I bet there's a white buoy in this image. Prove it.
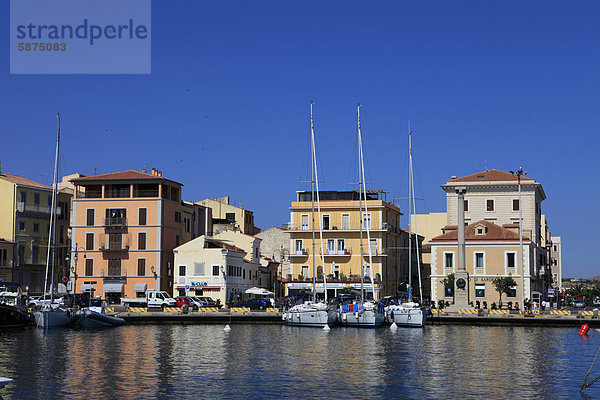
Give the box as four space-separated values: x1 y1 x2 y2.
224 324 231 332
323 324 330 331
390 322 398 330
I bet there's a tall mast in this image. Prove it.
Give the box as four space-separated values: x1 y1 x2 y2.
408 124 413 301
357 106 364 301
45 114 60 301
409 127 423 303
358 106 374 302
310 102 317 302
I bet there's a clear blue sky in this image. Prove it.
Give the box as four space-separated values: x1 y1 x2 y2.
1 1 598 278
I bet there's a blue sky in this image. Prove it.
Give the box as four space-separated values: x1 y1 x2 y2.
1 1 598 278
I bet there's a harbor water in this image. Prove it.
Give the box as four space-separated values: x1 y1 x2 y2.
0 324 599 399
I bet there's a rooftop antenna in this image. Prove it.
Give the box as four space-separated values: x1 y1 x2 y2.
485 160 488 171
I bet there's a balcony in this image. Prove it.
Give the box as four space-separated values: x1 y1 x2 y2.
100 241 130 253
322 248 352 256
291 249 309 257
104 217 127 227
102 268 127 278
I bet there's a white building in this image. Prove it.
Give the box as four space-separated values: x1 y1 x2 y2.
550 236 562 289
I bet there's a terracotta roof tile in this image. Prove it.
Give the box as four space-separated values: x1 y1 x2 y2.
431 220 523 242
0 173 51 190
71 170 182 185
448 169 534 183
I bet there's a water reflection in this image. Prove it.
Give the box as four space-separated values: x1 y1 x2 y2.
0 325 598 399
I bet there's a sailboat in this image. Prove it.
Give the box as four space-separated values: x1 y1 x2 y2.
283 102 337 328
34 114 74 329
338 105 384 328
384 127 427 327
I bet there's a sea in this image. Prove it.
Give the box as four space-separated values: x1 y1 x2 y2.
0 324 599 399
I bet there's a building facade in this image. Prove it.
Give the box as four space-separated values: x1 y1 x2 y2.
70 169 189 302
197 196 260 235
550 236 562 289
0 172 70 294
286 190 420 300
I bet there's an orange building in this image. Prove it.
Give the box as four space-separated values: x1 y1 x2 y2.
70 169 188 303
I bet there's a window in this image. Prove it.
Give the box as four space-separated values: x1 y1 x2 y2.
32 245 39 264
176 235 180 246
86 233 94 250
301 265 309 278
322 215 330 230
137 259 146 276
512 199 519 211
108 259 122 276
139 208 147 225
108 233 122 250
506 252 516 269
106 208 126 226
18 222 25 231
337 239 346 254
507 286 517 298
476 227 485 235
464 199 469 212
194 262 205 275
175 211 181 223
179 265 186 276
0 249 6 266
327 239 335 254
225 213 235 222
85 259 94 276
86 209 95 226
301 214 309 230
553 245 557 251
213 265 220 276
18 245 25 264
34 193 40 210
475 283 485 298
369 239 377 255
138 233 146 250
341 214 350 230
486 199 494 212
362 213 371 230
295 240 303 255
475 252 485 269
33 223 39 233
243 269 246 279
331 263 340 278
20 191 26 204
47 194 51 206
444 253 454 269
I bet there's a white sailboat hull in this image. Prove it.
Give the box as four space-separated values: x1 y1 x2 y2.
283 303 337 327
386 305 427 327
34 307 73 329
339 307 385 328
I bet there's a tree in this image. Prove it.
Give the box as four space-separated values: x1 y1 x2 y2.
492 276 517 305
442 273 455 300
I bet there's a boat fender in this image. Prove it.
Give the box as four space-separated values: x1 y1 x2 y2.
579 324 590 336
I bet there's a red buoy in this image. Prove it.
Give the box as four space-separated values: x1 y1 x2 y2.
579 324 590 336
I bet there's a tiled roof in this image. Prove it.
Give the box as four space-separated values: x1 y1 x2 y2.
448 169 534 183
0 173 51 190
71 170 182 185
243 258 261 265
430 220 522 242
0 239 16 244
207 238 246 253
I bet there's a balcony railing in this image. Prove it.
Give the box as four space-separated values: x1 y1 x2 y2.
323 248 351 256
104 217 127 227
100 242 130 252
292 248 309 256
102 268 127 277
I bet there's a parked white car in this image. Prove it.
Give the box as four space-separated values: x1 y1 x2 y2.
28 294 64 308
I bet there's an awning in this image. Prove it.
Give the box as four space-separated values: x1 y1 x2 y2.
134 283 147 293
80 284 95 292
103 283 124 293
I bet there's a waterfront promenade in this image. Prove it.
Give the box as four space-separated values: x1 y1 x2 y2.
102 306 600 327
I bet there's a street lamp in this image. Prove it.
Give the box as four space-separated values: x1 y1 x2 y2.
68 244 86 294
151 265 158 291
273 246 290 300
510 167 528 309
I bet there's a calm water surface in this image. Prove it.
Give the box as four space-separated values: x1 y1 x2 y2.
0 324 599 399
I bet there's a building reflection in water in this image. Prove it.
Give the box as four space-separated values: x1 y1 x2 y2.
0 325 597 399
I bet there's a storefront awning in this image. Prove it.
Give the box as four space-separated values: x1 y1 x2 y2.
134 283 147 293
103 283 124 293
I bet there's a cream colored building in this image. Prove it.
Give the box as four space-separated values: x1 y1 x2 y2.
430 220 533 306
173 236 261 304
286 190 422 300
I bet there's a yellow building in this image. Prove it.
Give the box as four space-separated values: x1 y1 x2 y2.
0 239 15 282
197 196 260 235
0 172 71 293
286 190 422 300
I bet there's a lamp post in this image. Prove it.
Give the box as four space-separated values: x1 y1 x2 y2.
151 266 158 291
511 167 528 309
273 246 290 300
68 244 86 294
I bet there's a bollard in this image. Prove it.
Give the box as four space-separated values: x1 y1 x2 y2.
579 324 590 336
594 309 599 319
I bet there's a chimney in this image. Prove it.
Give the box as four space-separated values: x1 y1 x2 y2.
158 170 162 177
151 168 156 175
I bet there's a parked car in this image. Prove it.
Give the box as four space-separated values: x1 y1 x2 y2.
241 298 271 310
175 296 202 310
194 296 217 307
573 298 586 308
28 294 65 309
